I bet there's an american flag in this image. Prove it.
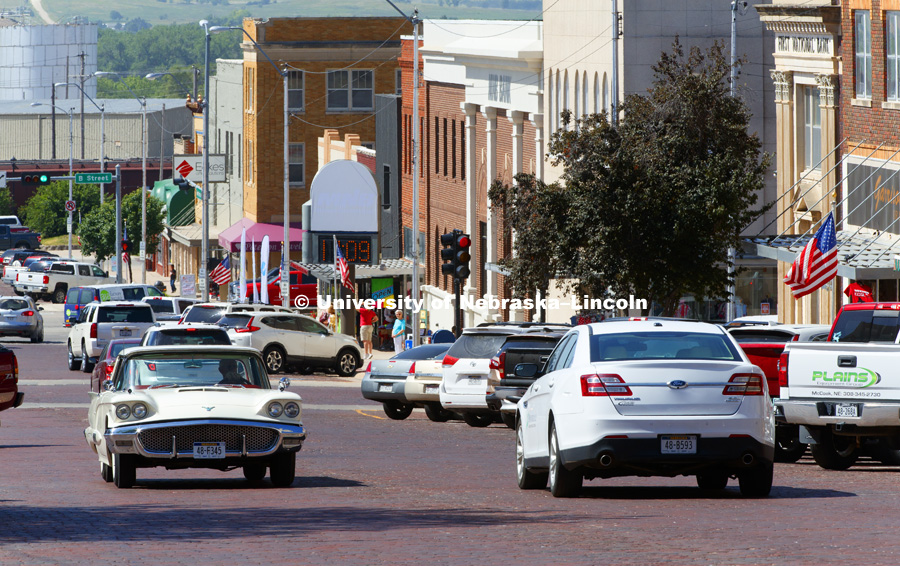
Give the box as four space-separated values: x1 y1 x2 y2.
122 251 130 265
784 212 838 299
210 256 232 285
334 237 353 291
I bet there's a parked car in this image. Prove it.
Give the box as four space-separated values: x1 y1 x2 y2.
403 348 457 422
485 331 567 429
227 267 318 307
2 248 53 267
2 254 62 286
515 319 775 498
0 345 23 424
440 323 570 428
90 339 141 393
0 224 41 251
82 345 306 488
16 261 111 303
728 323 831 463
360 344 452 420
223 311 362 376
140 324 232 346
64 284 165 326
141 296 200 322
0 295 44 342
67 301 157 373
179 302 294 325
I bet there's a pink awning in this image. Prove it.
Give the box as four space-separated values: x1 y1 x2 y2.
217 217 305 253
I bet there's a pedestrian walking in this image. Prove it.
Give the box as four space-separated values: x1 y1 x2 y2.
358 306 378 360
169 264 177 293
392 310 406 353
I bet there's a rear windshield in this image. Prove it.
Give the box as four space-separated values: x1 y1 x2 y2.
28 262 53 272
97 306 154 323
446 334 508 360
589 331 742 362
218 314 252 328
145 299 174 313
0 298 29 310
146 329 231 346
831 310 900 343
728 330 794 344
183 306 227 324
109 341 139 358
391 344 451 360
500 337 562 352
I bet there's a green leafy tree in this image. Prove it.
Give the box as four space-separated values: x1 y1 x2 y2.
21 182 102 238
491 39 771 316
78 191 166 262
0 188 15 216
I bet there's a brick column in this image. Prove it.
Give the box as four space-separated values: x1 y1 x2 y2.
816 73 839 323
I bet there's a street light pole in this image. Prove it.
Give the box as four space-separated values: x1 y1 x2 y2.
54 81 106 206
31 101 74 258
201 20 211 302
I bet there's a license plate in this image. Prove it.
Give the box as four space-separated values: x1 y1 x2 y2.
468 377 482 386
836 404 858 418
661 435 697 454
379 384 393 393
119 329 132 337
193 442 225 459
424 384 439 394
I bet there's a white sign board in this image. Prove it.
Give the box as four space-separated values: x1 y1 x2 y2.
66 216 72 234
180 274 196 298
0 171 6 188
309 160 378 233
173 154 227 183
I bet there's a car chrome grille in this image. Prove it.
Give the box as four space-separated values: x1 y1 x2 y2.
138 424 279 454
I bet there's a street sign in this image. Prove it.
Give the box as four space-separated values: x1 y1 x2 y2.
65 200 76 212
66 216 72 234
139 241 146 261
74 172 113 184
0 171 6 189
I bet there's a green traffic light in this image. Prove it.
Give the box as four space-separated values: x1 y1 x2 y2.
39 174 49 183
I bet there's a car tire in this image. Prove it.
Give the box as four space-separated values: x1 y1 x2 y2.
30 328 42 343
52 287 66 304
269 452 296 488
81 342 93 373
100 460 113 483
243 463 267 481
424 402 453 423
463 412 493 428
811 429 858 470
113 453 136 489
501 413 517 430
382 400 414 420
67 341 81 371
516 419 548 490
263 345 286 374
335 349 360 377
774 425 807 463
696 472 729 490
548 422 582 498
738 462 774 498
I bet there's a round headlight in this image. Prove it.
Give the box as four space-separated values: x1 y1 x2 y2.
115 404 131 420
267 402 283 417
132 403 148 419
284 402 300 418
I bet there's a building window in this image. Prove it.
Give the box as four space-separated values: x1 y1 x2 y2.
889 12 900 101
443 117 448 176
327 70 374 111
554 70 560 133
603 73 609 113
451 119 457 178
396 68 402 96
855 10 872 99
488 74 511 103
563 71 569 128
237 133 241 178
382 165 391 208
460 121 466 180
434 117 440 174
479 221 487 295
803 86 821 171
287 70 304 110
247 68 254 109
574 72 580 124
594 72 599 114
247 139 253 183
582 71 588 118
289 143 304 185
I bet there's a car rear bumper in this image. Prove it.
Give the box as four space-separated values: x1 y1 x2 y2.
486 386 526 412
404 378 441 402
0 322 37 335
13 392 23 408
360 378 408 401
18 284 48 294
776 399 900 428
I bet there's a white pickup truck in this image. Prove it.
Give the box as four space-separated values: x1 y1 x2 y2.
776 302 900 470
16 261 111 303
67 301 156 373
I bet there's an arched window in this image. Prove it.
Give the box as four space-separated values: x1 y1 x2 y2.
563 71 569 129
582 71 588 117
547 68 554 134
574 72 579 127
554 70 560 133
594 72 600 113
602 73 609 114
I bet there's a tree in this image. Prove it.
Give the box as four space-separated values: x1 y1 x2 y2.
20 182 102 238
78 191 166 262
0 188 15 217
110 10 123 20
491 39 771 316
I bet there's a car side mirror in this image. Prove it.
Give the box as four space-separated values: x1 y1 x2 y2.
278 377 291 392
38 306 43 311
103 379 115 392
514 363 539 378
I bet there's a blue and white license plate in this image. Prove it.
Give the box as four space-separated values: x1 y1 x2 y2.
193 442 225 459
119 329 132 337
661 435 696 454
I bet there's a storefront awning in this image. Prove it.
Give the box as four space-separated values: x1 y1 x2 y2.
744 231 900 280
292 257 420 282
217 217 304 253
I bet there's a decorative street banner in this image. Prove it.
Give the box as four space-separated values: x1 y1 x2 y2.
847 161 900 234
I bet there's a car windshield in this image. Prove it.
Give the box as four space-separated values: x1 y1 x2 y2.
109 341 140 358
446 334 508 359
97 306 154 323
145 299 174 313
391 344 451 360
116 353 268 389
0 298 29 310
589 331 742 362
184 306 227 324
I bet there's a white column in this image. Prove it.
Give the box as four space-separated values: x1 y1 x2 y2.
483 106 498 308
530 112 544 182
508 111 526 322
461 102 479 311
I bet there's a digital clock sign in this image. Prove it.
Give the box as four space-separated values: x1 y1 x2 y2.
315 233 377 265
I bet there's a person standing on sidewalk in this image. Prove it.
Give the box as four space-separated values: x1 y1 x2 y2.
169 264 177 293
358 306 378 360
391 310 406 353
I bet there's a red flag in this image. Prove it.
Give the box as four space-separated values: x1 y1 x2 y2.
843 282 874 303
784 212 838 299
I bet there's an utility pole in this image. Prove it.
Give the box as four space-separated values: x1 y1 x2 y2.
79 51 86 159
611 0 619 125
726 0 742 323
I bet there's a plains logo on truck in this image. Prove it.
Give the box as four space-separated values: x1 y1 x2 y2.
811 367 881 388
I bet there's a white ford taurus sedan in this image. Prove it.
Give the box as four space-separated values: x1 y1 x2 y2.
515 319 775 498
83 345 306 488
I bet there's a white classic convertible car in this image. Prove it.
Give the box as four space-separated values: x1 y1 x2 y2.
83 345 306 488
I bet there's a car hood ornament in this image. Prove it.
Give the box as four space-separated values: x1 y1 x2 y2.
202 406 215 411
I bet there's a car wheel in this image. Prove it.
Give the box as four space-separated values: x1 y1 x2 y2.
263 346 286 374
811 429 859 470
423 402 453 423
100 460 113 483
81 342 93 373
52 287 66 304
501 413 517 430
696 472 728 490
269 452 296 487
335 349 359 376
243 463 267 481
382 400 414 420
30 328 41 343
463 412 493 428
516 419 548 490
548 422 582 497
113 453 136 489
738 462 774 498
774 427 808 463
67 341 81 371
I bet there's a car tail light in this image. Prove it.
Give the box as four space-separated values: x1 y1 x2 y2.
791 335 799 342
442 354 459 368
628 317 648 321
581 374 632 397
185 327 196 332
13 356 18 383
43 275 49 284
37 235 41 243
408 362 416 374
105 364 114 378
90 323 97 339
489 352 506 380
723 373 764 396
234 317 260 333
22 310 34 317
364 362 372 374
777 352 789 388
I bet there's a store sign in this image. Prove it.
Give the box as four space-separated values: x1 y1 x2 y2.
847 161 900 234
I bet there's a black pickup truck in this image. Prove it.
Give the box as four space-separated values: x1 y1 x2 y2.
486 331 567 428
0 225 41 250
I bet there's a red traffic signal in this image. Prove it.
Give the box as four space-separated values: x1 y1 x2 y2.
121 240 130 253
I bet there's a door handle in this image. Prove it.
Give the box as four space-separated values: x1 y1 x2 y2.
533 385 540 393
548 379 555 388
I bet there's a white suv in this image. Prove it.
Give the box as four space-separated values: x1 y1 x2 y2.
67 302 157 373
223 311 362 376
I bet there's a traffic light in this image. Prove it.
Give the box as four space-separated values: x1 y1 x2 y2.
440 230 472 280
173 176 190 191
21 173 51 186
440 232 457 277
121 239 130 253
455 233 471 280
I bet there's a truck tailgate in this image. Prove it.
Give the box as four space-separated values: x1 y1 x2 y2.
783 342 900 402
